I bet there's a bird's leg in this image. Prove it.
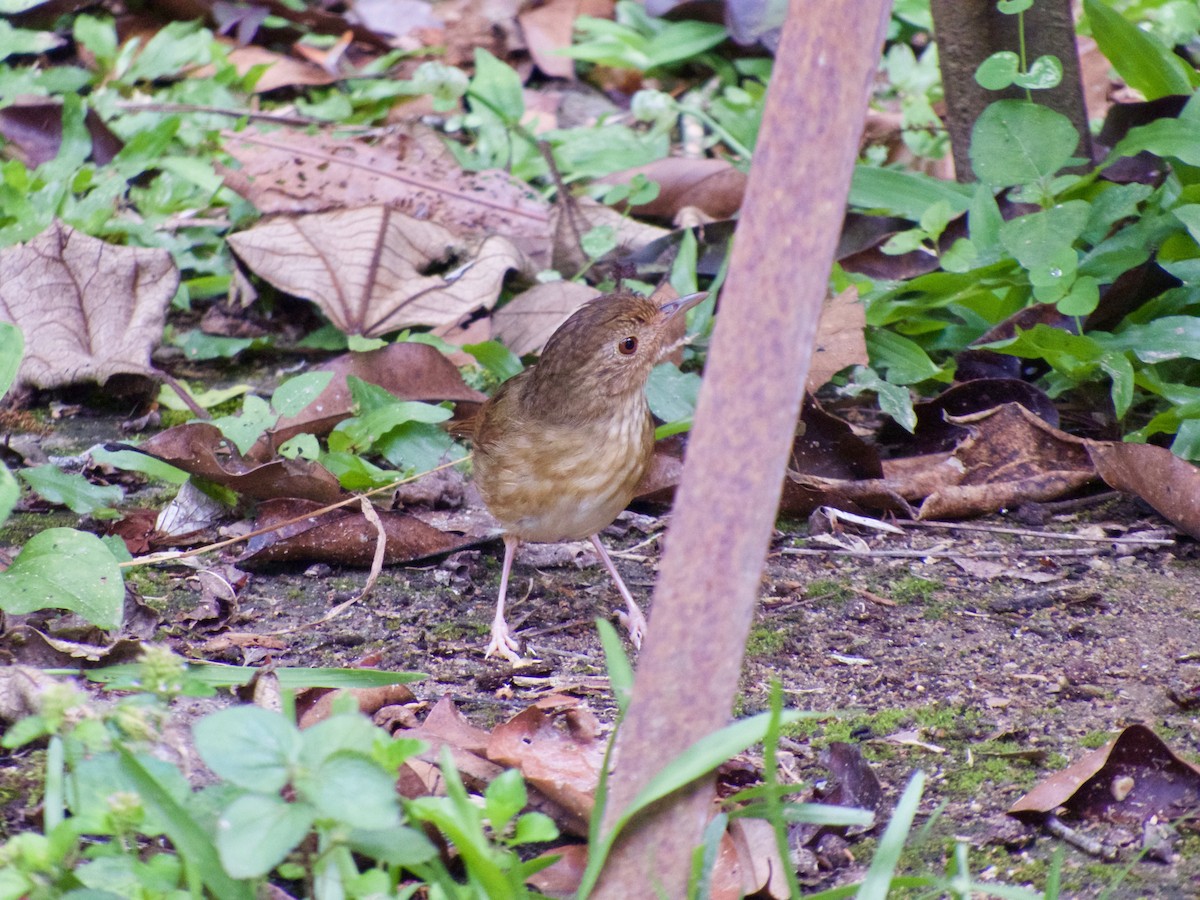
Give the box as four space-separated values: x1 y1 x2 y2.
590 534 647 649
485 535 523 662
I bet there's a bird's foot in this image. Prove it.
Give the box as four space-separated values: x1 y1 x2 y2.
616 605 648 650
485 620 523 663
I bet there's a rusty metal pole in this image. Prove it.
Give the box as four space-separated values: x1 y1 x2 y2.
592 1 894 895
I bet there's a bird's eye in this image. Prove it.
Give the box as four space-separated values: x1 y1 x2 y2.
617 336 638 355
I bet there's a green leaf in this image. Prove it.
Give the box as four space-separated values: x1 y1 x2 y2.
216 793 315 879
975 51 1018 90
597 619 634 716
0 528 123 629
998 201 1090 269
156 380 250 413
0 20 63 60
19 464 123 515
464 340 523 381
345 826 438 866
89 447 189 484
1055 275 1100 316
271 371 334 417
865 330 942 385
113 747 254 900
1013 54 1063 90
299 714 385 769
193 706 301 792
299 752 401 830
969 100 1079 188
997 0 1032 12
212 394 276 455
643 19 727 68
849 166 973 219
646 363 701 422
918 200 953 240
1111 118 1200 167
376 422 466 472
485 769 527 833
125 20 213 83
1102 316 1200 363
0 321 23 398
469 48 524 123
0 463 17 526
513 811 559 844
1084 0 1196 100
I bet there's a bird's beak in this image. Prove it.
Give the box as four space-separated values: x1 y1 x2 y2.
658 291 709 319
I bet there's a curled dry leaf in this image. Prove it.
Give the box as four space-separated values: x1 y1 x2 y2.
127 424 346 504
1009 724 1200 825
491 281 602 356
1086 441 1200 539
238 497 478 567
221 127 555 266
917 403 1096 520
0 222 177 390
228 206 527 336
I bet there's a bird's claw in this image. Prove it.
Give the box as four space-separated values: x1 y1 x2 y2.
616 606 648 650
485 621 523 663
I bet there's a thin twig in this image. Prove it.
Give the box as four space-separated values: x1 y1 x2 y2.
779 546 1126 560
900 519 1174 546
120 455 470 568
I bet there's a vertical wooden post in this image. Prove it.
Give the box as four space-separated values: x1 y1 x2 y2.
592 0 894 895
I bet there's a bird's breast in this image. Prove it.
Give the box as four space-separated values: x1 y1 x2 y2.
475 398 654 543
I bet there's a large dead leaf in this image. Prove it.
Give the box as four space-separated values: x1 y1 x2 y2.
0 222 177 390
491 282 602 355
1087 441 1200 539
227 206 526 336
238 497 478 566
1009 724 1200 825
221 127 555 266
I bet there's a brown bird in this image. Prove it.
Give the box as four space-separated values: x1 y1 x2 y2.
472 288 707 661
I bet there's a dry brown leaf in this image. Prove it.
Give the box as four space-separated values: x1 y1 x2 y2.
1086 441 1200 539
238 497 478 567
599 157 748 221
132 423 346 504
1009 724 1200 825
228 206 526 336
0 222 177 390
222 45 339 92
519 0 579 79
808 286 867 390
486 696 605 835
221 127 555 266
491 281 601 355
918 404 1096 520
